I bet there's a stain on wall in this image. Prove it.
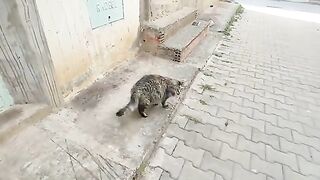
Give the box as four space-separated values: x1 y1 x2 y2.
0 0 62 107
35 0 140 98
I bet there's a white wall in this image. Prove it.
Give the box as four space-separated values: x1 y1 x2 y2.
35 0 140 98
149 0 217 21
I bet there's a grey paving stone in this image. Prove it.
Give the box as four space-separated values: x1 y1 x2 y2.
245 87 265 97
142 167 163 180
252 128 280 150
289 113 314 127
251 154 283 180
222 93 243 105
310 147 320 164
233 164 267 180
178 161 215 180
240 115 265 132
266 122 292 141
297 156 320 177
283 165 318 180
253 109 278 126
230 102 254 118
292 131 320 151
183 98 218 116
217 108 241 122
254 95 275 107
266 145 298 171
185 119 212 138
234 90 254 101
215 174 224 180
166 124 197 148
275 101 295 112
201 152 233 180
178 105 226 129
150 148 184 179
210 126 238 148
265 91 286 103
173 141 205 167
280 137 312 161
242 98 264 112
237 135 266 160
160 171 174 180
277 117 304 134
193 133 222 157
200 94 232 110
303 125 320 139
225 122 252 140
172 116 188 128
265 105 289 119
159 136 179 155
220 143 251 169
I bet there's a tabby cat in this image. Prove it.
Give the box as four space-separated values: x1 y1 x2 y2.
116 74 184 118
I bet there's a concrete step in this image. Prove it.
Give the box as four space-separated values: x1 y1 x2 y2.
142 7 197 52
157 20 210 62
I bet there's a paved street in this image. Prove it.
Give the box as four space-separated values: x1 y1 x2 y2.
142 3 320 180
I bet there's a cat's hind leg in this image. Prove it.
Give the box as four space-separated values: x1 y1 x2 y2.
138 97 150 118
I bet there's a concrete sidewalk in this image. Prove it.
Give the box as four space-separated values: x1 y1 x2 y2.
142 4 320 180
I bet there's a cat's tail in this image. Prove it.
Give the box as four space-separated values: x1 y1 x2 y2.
116 94 138 117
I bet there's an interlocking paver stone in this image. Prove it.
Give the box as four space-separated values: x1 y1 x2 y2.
150 148 184 179
253 109 278 126
193 133 222 157
279 137 312 161
283 165 318 180
220 143 251 169
251 154 283 180
266 145 298 171
225 122 252 139
310 147 320 164
201 152 233 180
242 98 264 112
185 119 212 138
178 161 215 180
233 164 267 180
173 141 205 167
298 156 320 178
237 135 266 160
172 116 188 128
266 122 292 141
159 136 179 155
240 115 265 132
277 117 304 134
211 125 238 147
252 128 280 150
292 131 320 151
160 171 174 180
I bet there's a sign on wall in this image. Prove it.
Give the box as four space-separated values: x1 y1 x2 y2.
86 0 124 29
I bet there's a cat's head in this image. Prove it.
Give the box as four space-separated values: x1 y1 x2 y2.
167 80 184 96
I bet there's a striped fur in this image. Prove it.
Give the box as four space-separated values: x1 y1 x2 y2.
116 74 183 118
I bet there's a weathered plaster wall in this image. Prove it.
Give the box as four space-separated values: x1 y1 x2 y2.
149 0 218 21
35 0 140 98
0 0 61 107
0 75 13 112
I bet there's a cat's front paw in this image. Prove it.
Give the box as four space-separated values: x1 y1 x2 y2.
116 110 124 117
141 112 148 118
